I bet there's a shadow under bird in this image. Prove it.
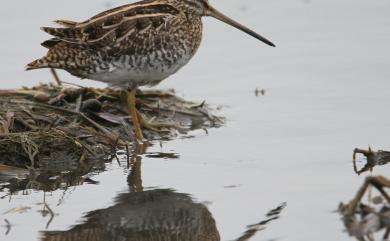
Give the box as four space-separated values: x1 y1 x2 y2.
26 0 275 140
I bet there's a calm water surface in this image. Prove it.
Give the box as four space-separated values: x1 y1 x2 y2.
1 0 390 240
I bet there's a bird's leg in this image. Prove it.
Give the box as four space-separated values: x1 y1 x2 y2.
126 88 144 141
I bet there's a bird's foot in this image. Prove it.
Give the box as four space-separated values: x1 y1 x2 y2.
137 111 177 132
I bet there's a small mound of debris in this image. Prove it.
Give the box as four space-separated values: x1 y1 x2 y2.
339 176 390 240
0 84 222 180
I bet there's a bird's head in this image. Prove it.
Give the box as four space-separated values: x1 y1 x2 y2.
180 0 275 47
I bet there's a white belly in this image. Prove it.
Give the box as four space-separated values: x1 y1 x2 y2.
88 50 193 88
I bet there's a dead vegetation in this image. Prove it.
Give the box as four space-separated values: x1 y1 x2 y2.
353 147 390 175
0 84 222 192
339 176 390 241
338 148 390 241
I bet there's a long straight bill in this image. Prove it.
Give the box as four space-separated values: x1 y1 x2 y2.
206 5 275 47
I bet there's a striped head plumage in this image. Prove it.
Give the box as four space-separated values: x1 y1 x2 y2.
26 0 275 88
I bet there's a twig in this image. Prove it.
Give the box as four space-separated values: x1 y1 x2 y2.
14 117 38 131
11 100 125 145
54 128 97 157
50 68 62 86
4 219 11 235
61 81 84 88
44 202 55 229
75 94 83 113
79 113 125 145
109 136 121 166
125 144 131 168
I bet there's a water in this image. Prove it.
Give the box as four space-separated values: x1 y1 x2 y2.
1 0 390 240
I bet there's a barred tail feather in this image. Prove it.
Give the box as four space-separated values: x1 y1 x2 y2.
25 57 62 71
41 27 82 43
25 58 49 70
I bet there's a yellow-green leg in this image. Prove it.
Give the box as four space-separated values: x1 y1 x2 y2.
127 88 144 141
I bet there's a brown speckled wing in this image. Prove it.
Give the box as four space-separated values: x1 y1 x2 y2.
40 2 181 47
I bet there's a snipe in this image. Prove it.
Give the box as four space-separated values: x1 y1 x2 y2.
26 0 275 140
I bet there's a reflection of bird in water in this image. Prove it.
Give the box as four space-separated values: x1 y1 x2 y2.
26 0 275 140
40 146 285 241
41 189 220 241
40 187 285 241
41 144 220 241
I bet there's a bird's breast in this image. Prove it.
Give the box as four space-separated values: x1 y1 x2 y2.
87 45 194 88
